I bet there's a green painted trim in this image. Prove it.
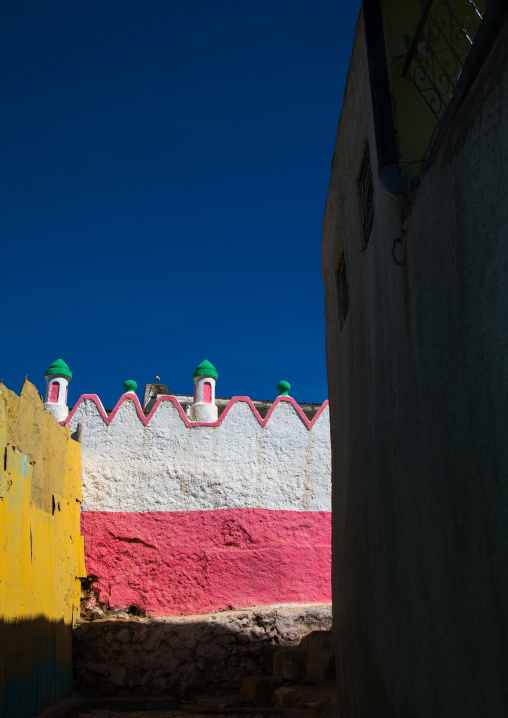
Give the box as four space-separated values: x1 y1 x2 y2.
277 380 290 396
123 380 138 393
193 359 218 380
44 359 72 379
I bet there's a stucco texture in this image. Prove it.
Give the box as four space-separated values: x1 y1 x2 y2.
0 380 85 718
81 509 331 615
322 11 508 718
68 395 331 513
67 393 331 615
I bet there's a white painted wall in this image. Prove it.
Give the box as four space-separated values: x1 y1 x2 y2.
44 375 69 421
190 375 218 422
67 396 331 512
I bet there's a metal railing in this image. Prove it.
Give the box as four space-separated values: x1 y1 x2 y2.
402 0 489 158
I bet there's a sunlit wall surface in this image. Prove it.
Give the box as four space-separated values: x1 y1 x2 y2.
0 380 85 718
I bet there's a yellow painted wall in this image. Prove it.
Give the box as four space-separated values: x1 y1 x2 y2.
0 379 85 718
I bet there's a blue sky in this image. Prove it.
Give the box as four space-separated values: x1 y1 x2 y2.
1 1 359 408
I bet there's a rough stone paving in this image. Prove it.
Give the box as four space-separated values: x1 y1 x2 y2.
76 713 266 717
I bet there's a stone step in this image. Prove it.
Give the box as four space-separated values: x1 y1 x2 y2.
305 648 335 683
299 631 333 652
74 709 315 718
178 701 313 718
274 683 336 711
188 694 251 711
272 647 334 685
273 649 311 682
239 676 283 706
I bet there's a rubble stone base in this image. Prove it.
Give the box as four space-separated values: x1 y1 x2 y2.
73 604 332 700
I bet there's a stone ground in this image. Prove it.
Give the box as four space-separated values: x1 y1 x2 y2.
38 606 334 718
76 713 266 718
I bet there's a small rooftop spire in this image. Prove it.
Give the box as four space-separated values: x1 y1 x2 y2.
44 358 72 380
277 380 290 396
192 360 218 381
123 380 138 394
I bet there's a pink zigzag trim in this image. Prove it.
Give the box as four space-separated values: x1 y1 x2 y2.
61 393 329 429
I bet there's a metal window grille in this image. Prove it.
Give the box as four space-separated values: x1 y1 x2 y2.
402 0 489 160
336 254 349 332
360 153 374 244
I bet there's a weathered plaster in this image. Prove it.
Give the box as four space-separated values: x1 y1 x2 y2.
65 391 331 615
81 509 331 615
322 11 508 718
44 375 70 421
0 380 85 718
190 374 218 422
66 394 331 513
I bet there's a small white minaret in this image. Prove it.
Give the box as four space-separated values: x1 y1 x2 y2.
44 358 72 421
189 359 218 422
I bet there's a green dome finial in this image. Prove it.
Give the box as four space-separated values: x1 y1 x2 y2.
193 359 218 380
44 358 72 380
277 380 290 396
123 380 138 394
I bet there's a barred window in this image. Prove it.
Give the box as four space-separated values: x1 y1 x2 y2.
359 150 374 244
336 253 349 332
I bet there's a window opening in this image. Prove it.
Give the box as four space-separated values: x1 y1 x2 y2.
336 254 349 332
48 382 60 403
203 382 212 404
359 150 374 244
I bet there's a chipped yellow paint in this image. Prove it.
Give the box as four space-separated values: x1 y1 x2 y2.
0 379 85 717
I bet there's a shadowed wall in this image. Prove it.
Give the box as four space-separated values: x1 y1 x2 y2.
322 10 508 718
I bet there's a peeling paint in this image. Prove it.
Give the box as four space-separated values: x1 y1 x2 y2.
0 380 85 718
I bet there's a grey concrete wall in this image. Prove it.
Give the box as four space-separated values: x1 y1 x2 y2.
322 12 508 718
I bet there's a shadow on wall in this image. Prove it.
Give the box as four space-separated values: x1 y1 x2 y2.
73 605 332 700
0 617 73 718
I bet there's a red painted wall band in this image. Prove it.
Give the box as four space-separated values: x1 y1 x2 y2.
81 509 331 616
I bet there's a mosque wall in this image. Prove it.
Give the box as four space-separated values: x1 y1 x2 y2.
65 389 332 616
